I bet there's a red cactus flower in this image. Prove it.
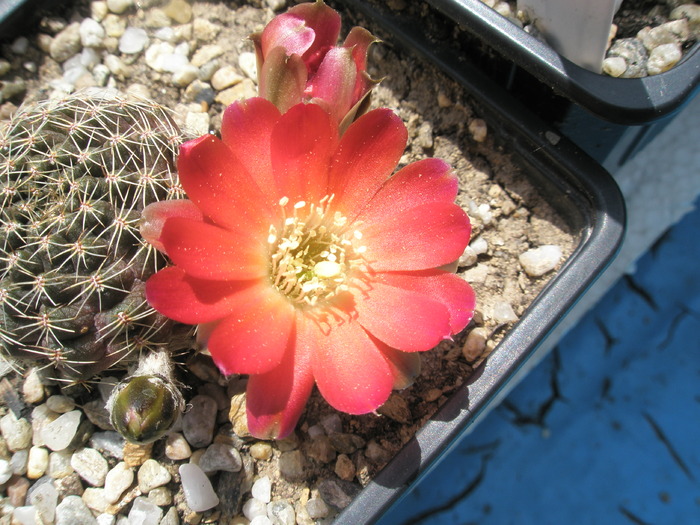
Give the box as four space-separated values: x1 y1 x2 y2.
251 0 378 130
141 98 475 439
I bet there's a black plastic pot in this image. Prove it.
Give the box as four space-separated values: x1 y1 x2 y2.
333 0 625 522
419 0 700 171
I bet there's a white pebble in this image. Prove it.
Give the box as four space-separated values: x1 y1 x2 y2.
243 497 268 520
191 44 224 67
179 463 220 512
468 118 488 142
492 301 518 323
251 476 272 503
55 494 97 524
211 65 243 90
80 18 106 48
119 27 149 54
29 481 58 524
154 27 177 43
104 462 134 504
45 395 75 414
1 412 32 451
602 56 627 77
48 451 74 478
462 327 489 362
172 64 200 87
127 497 163 525
71 447 109 487
107 0 133 15
42 410 81 451
103 54 130 77
470 236 488 255
10 449 28 475
251 516 273 525
519 245 562 277
27 446 49 479
0 459 12 484
22 368 45 403
458 245 477 267
97 514 116 525
238 51 258 80
137 459 172 493
13 506 37 525
144 41 176 72
647 43 682 75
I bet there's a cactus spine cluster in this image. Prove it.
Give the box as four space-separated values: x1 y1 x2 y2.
0 90 189 391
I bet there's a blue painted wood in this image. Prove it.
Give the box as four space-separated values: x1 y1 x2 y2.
381 198 700 525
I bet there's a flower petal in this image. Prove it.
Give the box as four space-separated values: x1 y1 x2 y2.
177 134 275 235
260 12 316 58
271 103 337 204
375 270 476 334
312 318 393 414
160 217 267 280
352 280 451 351
140 200 204 253
343 26 378 102
145 266 258 324
383 347 422 390
258 49 308 115
246 315 315 440
307 47 356 124
361 202 471 271
328 108 407 219
221 98 281 195
355 158 458 226
207 287 295 375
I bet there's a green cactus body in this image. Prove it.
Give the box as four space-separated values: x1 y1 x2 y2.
0 90 189 390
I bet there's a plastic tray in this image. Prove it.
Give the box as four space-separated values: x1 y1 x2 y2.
424 0 700 126
334 0 625 522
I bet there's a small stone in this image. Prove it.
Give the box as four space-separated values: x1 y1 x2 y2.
27 446 49 478
71 447 109 487
10 36 29 54
334 454 355 481
128 497 163 525
0 458 12 483
278 450 306 482
160 506 179 525
146 485 172 506
119 27 149 54
191 44 224 67
470 236 488 255
49 22 82 63
11 448 29 475
165 433 192 461
468 118 487 142
463 326 489 362
249 442 272 461
182 395 218 448
607 38 648 78
198 443 242 473
317 478 361 510
102 14 126 38
55 494 97 525
320 414 342 435
519 244 562 277
97 514 116 525
243 497 267 520
46 395 76 414
265 0 287 10
6 475 30 506
458 245 478 267
13 506 37 525
22 368 45 403
251 515 273 525
144 8 172 29
42 410 82 451
238 52 257 80
328 433 364 455
53 471 85 499
91 1 109 21
647 43 682 76
163 0 193 24
214 78 257 105
172 64 200 87
193 18 221 42
89 431 125 460
1 412 32 451
106 0 133 15
104 462 133 504
48 451 74 478
137 459 172 493
211 65 244 91
377 393 411 424
123 442 153 468
602 56 628 77
306 497 329 519
30 482 59 524
267 500 295 525
637 20 690 51
103 54 131 78
306 435 336 464
437 91 451 108
251 476 272 503
492 301 519 323
82 487 109 513
672 4 700 38
183 79 215 105
179 463 220 512
80 18 106 48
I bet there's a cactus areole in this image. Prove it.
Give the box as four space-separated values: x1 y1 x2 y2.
141 98 475 440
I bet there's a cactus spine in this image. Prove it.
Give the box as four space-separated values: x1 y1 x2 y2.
0 90 190 391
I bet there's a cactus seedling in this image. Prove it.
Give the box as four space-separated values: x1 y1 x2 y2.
0 89 191 392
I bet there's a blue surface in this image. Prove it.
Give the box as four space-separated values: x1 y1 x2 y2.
380 200 700 524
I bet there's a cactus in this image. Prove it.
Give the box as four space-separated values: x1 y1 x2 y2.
0 90 191 392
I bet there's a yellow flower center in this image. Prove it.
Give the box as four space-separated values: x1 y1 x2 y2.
268 195 366 307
